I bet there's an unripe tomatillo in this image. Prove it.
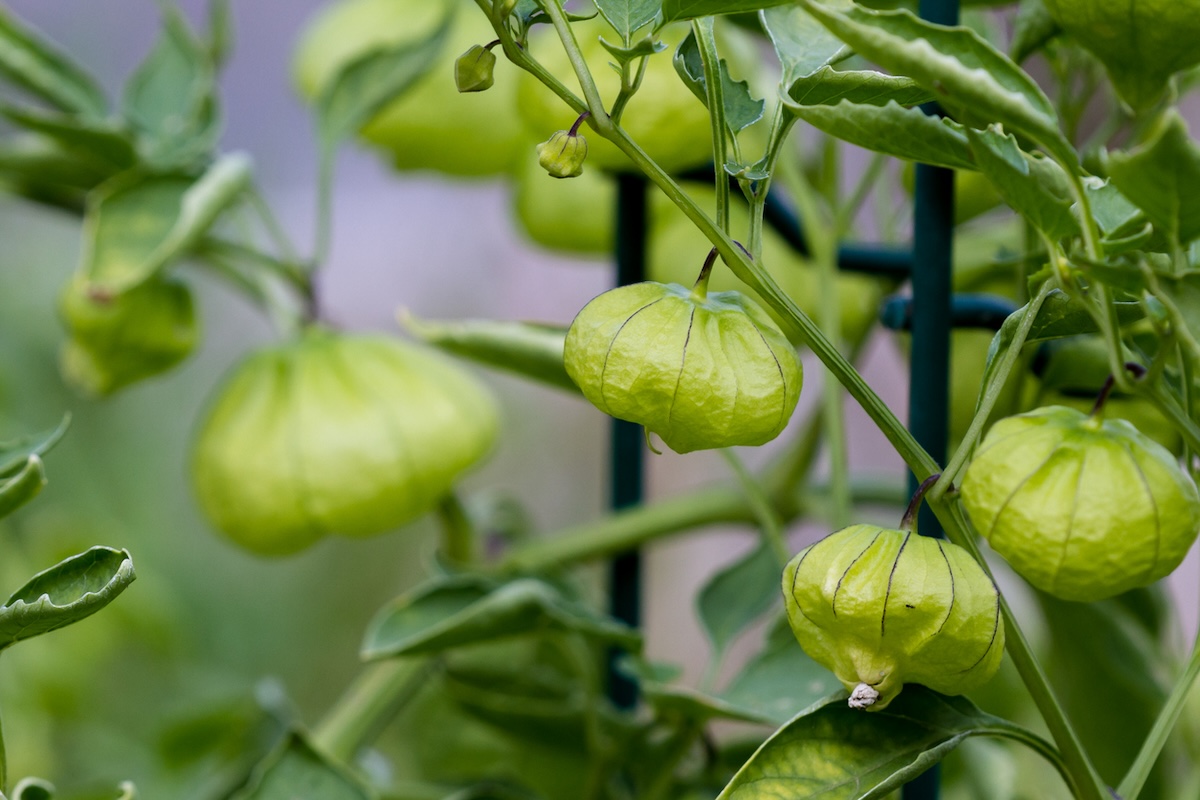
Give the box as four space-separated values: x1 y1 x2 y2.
455 44 496 93
564 266 802 454
784 524 1004 711
191 328 499 556
961 405 1200 602
537 129 587 179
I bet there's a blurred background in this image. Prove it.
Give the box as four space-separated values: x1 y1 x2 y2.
0 1 1197 797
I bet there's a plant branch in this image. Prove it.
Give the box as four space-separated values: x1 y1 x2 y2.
312 658 437 763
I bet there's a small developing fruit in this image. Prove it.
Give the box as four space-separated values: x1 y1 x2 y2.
563 280 802 454
960 406 1200 602
191 328 498 556
59 274 197 396
536 129 587 179
784 525 1004 711
454 44 496 93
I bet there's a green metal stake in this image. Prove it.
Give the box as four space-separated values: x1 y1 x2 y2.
606 172 648 710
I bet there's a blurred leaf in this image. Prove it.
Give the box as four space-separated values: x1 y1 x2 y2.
10 778 55 800
673 30 764 134
661 0 791 24
0 455 46 520
0 103 136 170
1038 587 1170 795
363 576 640 660
966 126 1078 240
0 415 69 476
228 733 374 800
760 3 850 83
595 0 660 38
719 617 842 726
796 1 1072 163
785 66 932 107
785 100 975 170
0 134 111 192
82 153 251 291
0 7 107 117
1108 110 1200 246
1010 0 1059 63
400 313 577 393
0 546 135 651
1085 179 1146 239
123 5 220 167
697 541 779 657
316 13 451 153
208 0 234 68
716 687 1056 799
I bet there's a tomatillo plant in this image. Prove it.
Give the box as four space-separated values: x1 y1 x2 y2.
3 0 1200 799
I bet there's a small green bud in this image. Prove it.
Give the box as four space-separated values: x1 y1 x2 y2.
784 525 1004 711
58 274 197 396
494 0 518 18
564 281 802 453
455 44 496 93
961 406 1200 602
536 130 587 179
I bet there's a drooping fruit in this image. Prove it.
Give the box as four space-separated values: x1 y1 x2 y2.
961 405 1200 602
784 524 1005 711
563 280 802 453
191 328 499 556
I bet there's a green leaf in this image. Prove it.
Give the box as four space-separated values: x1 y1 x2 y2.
716 686 1051 799
785 100 976 170
229 733 374 800
82 154 251 291
1039 588 1170 795
661 0 792 24
0 134 111 192
719 617 844 726
1150 271 1200 357
796 1 1072 163
1108 110 1200 246
0 7 107 117
761 4 850 84
0 546 135 651
697 541 779 657
10 779 54 800
1085 178 1145 239
0 456 46 520
362 576 641 660
316 12 451 153
785 66 933 107
965 126 1078 240
0 103 136 171
978 289 1145 407
0 416 68 476
595 0 661 39
400 314 577 394
673 32 764 134
1009 0 1059 64
123 5 220 167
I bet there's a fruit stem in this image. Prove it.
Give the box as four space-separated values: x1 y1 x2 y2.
692 247 718 301
900 473 941 533
569 110 591 137
1092 362 1149 417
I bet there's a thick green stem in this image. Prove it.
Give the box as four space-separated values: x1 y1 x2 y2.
501 487 754 573
542 0 610 128
311 659 436 764
1118 633 1200 799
